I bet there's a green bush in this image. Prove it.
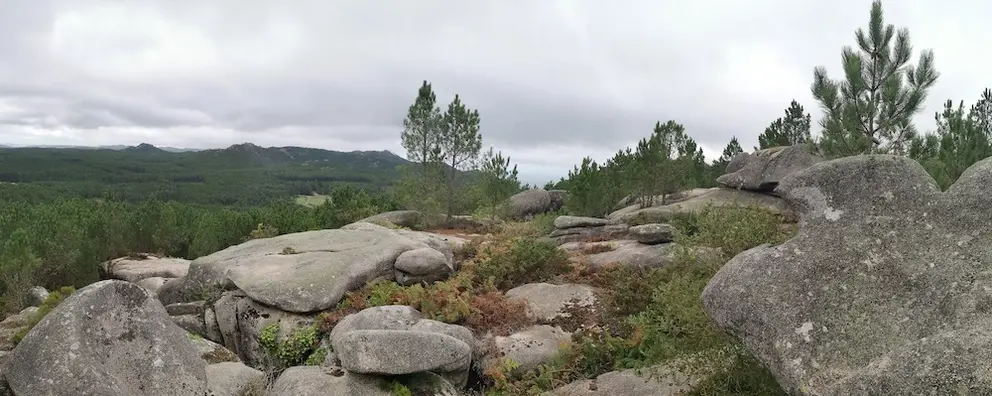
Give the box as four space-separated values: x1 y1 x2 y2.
473 237 571 290
679 204 791 258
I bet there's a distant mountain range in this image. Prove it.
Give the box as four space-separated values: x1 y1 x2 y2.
0 143 200 152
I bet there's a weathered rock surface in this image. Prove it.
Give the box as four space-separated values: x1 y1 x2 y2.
212 290 315 368
702 155 992 395
99 254 191 283
505 283 597 322
164 223 453 313
494 325 571 375
553 216 608 229
716 144 821 193
6 280 207 396
206 362 264 396
628 223 675 244
549 224 629 245
544 363 699 396
609 187 791 224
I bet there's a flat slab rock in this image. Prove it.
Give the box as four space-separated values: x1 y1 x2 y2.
608 187 791 224
553 215 608 229
5 280 207 396
178 222 453 313
493 325 572 375
573 240 715 270
505 283 597 322
702 155 992 395
99 254 191 283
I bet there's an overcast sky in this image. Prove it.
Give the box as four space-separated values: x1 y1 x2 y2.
1 0 990 185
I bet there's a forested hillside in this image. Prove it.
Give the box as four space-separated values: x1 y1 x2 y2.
0 142 408 205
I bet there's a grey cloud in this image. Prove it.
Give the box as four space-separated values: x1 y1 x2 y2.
0 0 988 181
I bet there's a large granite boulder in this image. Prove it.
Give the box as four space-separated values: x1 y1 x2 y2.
158 223 454 312
702 155 992 395
509 189 565 219
5 280 207 395
716 144 821 193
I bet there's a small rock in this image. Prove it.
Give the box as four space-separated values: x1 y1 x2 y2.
206 362 266 396
26 286 48 307
628 223 676 244
494 325 572 376
394 247 453 286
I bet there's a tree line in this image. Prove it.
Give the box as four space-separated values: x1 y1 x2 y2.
551 0 991 217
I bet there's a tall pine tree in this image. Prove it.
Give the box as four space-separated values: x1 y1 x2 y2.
397 81 445 215
439 94 483 221
811 0 939 158
758 100 811 149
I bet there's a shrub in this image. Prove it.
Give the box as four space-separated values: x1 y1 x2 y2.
680 204 791 258
473 238 571 290
11 286 75 345
258 322 321 369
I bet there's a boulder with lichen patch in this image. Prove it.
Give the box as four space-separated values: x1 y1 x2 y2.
702 155 992 395
5 280 207 395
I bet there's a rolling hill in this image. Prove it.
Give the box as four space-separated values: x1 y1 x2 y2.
0 143 415 206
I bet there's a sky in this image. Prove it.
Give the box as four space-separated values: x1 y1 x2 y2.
1 0 990 185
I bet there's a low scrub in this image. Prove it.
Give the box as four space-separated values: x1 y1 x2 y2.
472 237 572 290
481 205 794 395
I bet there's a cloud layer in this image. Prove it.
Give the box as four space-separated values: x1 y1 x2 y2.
1 0 990 184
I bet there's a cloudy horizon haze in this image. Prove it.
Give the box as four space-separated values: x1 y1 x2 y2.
1 0 990 185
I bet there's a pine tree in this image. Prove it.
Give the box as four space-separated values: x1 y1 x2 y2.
810 0 939 158
397 81 445 215
720 137 744 164
758 100 811 149
909 89 992 189
400 81 443 171
477 147 520 222
631 121 692 206
438 94 483 221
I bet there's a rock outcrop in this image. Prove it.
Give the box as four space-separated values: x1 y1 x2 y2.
716 144 822 193
702 155 992 395
609 187 791 224
158 222 456 312
5 280 207 395
549 216 628 244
